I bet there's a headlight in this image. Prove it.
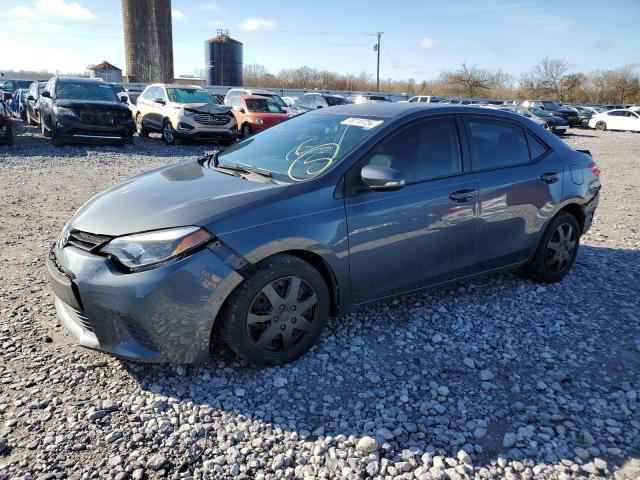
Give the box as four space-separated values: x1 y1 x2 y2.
101 226 213 271
57 221 72 250
54 106 77 117
254 118 264 125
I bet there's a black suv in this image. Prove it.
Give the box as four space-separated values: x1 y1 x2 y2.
522 100 581 127
39 76 134 146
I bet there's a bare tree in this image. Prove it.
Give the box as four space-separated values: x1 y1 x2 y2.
531 56 569 99
447 63 494 97
608 66 640 103
243 63 268 87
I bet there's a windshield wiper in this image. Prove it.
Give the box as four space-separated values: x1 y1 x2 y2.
217 163 276 183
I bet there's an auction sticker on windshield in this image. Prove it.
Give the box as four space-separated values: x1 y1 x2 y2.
340 118 384 130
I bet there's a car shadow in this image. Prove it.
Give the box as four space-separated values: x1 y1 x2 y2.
121 245 639 475
566 131 597 138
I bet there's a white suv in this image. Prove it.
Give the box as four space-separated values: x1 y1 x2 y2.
136 84 238 145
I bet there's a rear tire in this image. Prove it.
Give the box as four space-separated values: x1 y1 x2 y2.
220 255 329 366
595 121 607 131
528 212 580 283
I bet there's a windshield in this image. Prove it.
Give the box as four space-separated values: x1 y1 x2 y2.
167 88 218 104
218 112 384 182
38 82 47 93
541 101 561 110
246 98 284 113
530 108 552 117
325 96 349 106
56 81 119 101
254 93 287 107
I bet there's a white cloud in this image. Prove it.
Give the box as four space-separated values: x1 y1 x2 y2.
200 2 219 10
240 17 277 31
8 0 95 25
417 37 443 50
35 0 95 20
172 9 184 20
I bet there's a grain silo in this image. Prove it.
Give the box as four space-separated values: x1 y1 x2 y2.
122 0 174 83
205 31 243 87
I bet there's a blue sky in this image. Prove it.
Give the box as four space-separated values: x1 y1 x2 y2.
2 0 639 81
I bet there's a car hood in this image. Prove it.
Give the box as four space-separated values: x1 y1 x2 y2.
181 103 233 114
54 99 129 111
545 115 569 125
71 160 286 236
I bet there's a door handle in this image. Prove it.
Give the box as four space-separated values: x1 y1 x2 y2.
540 172 560 184
449 188 477 202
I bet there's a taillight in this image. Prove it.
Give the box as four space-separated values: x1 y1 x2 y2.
589 161 601 177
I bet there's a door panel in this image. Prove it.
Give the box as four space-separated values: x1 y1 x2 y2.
346 176 478 303
474 154 563 269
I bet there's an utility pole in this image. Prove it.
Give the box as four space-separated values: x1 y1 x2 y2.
374 32 383 92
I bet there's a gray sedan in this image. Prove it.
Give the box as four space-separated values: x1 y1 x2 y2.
47 103 602 365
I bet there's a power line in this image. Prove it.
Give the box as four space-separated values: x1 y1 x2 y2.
0 29 371 46
383 43 402 82
0 18 373 36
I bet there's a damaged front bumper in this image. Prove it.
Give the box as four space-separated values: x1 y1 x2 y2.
46 240 244 364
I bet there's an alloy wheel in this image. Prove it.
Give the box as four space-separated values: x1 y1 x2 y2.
545 223 577 274
242 124 251 139
595 121 606 131
136 114 143 133
163 123 174 144
246 276 318 353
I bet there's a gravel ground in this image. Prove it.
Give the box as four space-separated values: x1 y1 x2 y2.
0 123 638 480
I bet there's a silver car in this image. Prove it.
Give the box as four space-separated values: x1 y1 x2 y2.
136 84 238 145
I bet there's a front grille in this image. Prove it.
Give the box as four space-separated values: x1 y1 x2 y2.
79 110 116 126
66 230 112 252
193 113 230 125
68 306 94 332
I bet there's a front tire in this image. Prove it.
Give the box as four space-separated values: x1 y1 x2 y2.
52 129 64 147
41 117 51 138
27 110 36 126
595 121 607 131
162 120 176 145
241 123 252 139
528 212 580 283
220 255 330 366
135 113 149 137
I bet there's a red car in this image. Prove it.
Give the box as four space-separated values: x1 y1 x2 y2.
229 95 289 138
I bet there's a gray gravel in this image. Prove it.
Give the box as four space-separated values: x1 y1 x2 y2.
0 123 639 479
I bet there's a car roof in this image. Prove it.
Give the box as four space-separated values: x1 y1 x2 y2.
56 76 107 83
239 95 274 100
314 102 532 119
154 83 204 89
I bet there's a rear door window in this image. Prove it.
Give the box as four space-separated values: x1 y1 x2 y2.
466 118 531 170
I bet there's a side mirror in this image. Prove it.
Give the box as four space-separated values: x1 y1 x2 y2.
154 98 165 105
120 95 129 103
27 95 35 101
361 165 405 191
41 90 51 98
316 105 323 109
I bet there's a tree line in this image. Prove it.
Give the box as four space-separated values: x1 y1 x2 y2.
243 56 640 104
